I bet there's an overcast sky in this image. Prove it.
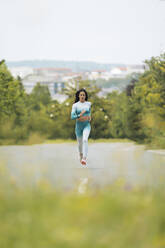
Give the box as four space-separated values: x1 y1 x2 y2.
0 0 165 64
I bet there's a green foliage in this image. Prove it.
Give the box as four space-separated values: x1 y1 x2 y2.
0 60 29 141
28 82 51 111
0 54 165 148
127 53 165 145
0 60 20 116
0 165 165 247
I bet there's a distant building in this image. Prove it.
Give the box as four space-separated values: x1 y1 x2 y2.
22 74 66 99
21 67 79 102
97 87 121 97
127 64 145 74
109 67 128 78
109 65 144 78
9 64 145 103
88 70 108 80
88 65 144 80
8 67 33 78
34 67 72 76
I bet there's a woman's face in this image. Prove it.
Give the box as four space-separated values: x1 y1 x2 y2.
79 91 86 102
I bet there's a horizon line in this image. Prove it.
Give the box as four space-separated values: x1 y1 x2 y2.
5 58 146 66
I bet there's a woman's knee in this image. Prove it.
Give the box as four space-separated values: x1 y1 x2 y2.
83 138 88 143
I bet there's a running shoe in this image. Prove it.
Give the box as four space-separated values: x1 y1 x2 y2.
81 159 86 165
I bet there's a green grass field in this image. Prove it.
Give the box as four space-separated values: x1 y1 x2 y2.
0 137 134 146
44 138 134 144
0 163 165 248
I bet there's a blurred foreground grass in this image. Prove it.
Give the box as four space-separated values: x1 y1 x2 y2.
0 163 165 248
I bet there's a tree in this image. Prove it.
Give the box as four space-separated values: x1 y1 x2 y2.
127 53 165 144
28 82 51 111
0 60 28 123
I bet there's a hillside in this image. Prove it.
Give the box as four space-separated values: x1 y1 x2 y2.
6 60 125 72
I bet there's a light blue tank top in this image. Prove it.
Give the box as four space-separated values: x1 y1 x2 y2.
71 101 91 123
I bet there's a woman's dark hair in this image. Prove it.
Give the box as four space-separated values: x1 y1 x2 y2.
74 88 88 103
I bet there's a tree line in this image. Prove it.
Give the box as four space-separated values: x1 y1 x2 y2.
0 54 165 147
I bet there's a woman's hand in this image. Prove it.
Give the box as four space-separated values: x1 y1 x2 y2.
79 110 86 117
78 116 91 122
78 110 91 122
78 116 88 122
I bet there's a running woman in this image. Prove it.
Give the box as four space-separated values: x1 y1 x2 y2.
71 88 91 166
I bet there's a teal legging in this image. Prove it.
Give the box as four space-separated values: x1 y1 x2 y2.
75 121 91 158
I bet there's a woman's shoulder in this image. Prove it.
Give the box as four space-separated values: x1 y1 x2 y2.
72 101 78 106
86 101 92 105
72 101 91 105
